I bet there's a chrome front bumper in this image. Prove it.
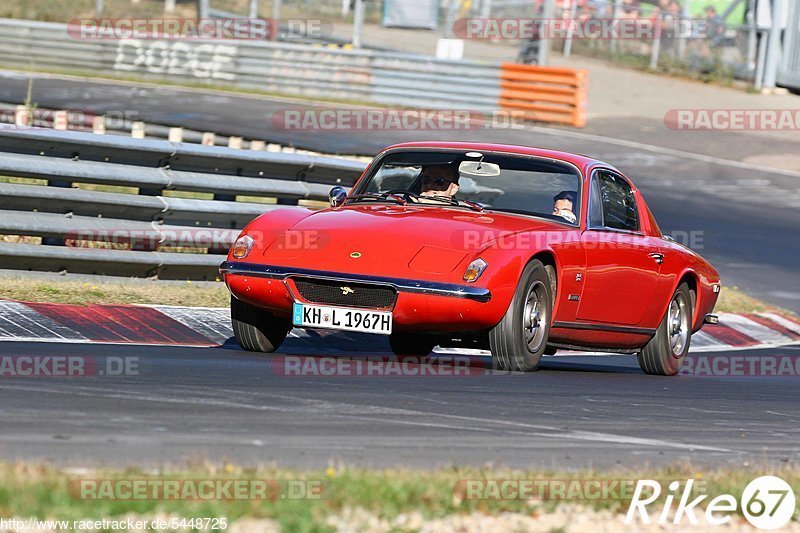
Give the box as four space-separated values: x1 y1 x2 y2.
219 261 492 303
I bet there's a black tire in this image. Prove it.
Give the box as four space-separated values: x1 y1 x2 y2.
230 296 291 353
488 260 552 372
637 283 693 376
389 333 436 356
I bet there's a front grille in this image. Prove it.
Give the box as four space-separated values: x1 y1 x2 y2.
293 277 397 309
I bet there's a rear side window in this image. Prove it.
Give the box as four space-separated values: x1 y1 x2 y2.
590 171 640 231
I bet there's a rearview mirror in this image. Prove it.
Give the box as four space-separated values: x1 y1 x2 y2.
459 161 501 177
329 186 347 207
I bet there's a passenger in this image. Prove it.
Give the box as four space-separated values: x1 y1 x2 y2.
552 190 577 223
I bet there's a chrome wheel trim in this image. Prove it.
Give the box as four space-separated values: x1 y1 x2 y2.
669 295 690 356
522 280 548 353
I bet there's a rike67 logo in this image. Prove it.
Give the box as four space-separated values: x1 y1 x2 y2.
626 476 796 530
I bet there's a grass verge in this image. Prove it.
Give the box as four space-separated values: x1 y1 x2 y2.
0 277 230 308
0 462 797 532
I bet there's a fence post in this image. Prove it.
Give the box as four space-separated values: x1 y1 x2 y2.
537 0 556 66
649 13 663 70
677 0 691 59
480 0 492 18
563 0 578 59
762 0 785 89
610 0 622 54
352 0 365 47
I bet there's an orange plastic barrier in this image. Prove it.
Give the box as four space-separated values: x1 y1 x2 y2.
498 64 588 128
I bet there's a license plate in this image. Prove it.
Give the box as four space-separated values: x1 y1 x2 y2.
292 303 392 335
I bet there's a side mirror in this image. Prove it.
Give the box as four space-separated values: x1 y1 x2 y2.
329 186 347 207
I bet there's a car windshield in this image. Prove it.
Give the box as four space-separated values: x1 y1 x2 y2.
352 149 582 224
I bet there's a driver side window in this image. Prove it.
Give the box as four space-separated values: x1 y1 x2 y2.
590 171 640 232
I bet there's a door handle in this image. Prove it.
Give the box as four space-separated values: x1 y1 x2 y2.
648 252 664 264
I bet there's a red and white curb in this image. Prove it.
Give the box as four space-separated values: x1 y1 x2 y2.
0 300 798 353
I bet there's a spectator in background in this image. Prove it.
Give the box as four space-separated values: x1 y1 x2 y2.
704 5 726 47
621 0 641 19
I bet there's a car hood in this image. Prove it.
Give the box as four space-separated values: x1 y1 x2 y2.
262 205 563 279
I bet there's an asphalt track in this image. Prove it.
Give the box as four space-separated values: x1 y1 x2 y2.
0 338 798 469
1 72 798 312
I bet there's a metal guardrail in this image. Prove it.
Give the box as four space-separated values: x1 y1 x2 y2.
0 18 502 114
0 126 366 279
0 18 592 126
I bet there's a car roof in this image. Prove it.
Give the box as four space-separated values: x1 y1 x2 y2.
381 141 615 174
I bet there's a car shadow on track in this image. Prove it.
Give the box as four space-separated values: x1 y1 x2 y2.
218 329 642 374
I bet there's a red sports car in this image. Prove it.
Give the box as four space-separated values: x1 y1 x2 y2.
220 142 720 375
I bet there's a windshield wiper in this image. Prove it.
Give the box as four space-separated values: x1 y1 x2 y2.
404 192 485 212
347 192 407 205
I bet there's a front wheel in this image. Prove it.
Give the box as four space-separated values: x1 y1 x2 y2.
230 296 291 353
488 260 552 372
637 283 693 376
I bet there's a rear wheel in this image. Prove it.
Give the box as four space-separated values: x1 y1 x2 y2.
389 333 436 356
231 296 291 353
637 283 693 376
488 260 552 372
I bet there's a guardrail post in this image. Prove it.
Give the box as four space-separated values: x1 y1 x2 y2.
201 132 216 146
92 116 106 134
14 105 29 127
250 140 265 151
168 127 183 142
53 110 69 130
228 136 243 149
131 121 146 139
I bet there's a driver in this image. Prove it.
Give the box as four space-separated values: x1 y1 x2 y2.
419 164 460 199
552 190 577 223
